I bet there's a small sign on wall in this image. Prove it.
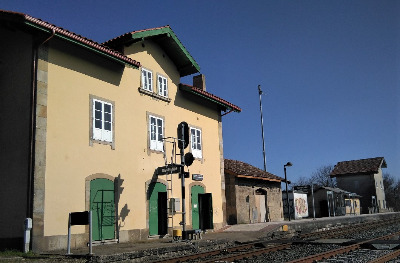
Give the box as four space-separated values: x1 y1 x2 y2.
192 174 203 181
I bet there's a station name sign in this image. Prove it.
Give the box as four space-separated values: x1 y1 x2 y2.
157 164 182 175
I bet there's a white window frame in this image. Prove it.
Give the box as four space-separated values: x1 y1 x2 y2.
157 74 168 97
190 127 202 159
141 68 153 92
91 97 114 146
149 115 164 152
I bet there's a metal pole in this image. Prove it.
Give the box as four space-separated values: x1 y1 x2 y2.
258 85 267 172
311 184 316 219
179 127 186 237
89 211 93 255
67 213 71 255
327 192 331 217
333 194 336 217
284 167 290 221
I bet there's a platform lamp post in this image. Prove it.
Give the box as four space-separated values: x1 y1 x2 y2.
284 162 293 221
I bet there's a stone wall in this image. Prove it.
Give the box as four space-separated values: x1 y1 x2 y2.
225 173 238 225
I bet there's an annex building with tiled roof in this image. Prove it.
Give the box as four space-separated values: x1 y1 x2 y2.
330 157 388 214
0 10 241 252
224 159 284 224
308 186 362 218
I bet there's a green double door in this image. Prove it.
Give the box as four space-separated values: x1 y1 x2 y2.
149 182 168 236
191 186 213 230
90 179 115 241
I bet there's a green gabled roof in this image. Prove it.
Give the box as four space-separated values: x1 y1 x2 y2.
104 26 200 77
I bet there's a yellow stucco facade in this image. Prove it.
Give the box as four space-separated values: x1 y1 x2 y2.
39 37 226 249
0 12 240 251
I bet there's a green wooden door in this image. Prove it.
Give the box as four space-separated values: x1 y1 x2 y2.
149 182 167 236
191 185 204 229
90 179 115 241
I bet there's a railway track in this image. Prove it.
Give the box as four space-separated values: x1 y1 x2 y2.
369 249 400 263
146 217 400 263
148 241 289 263
298 217 400 240
287 231 400 263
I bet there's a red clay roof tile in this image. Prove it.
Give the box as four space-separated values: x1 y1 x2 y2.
0 10 140 68
224 159 283 182
330 157 387 177
180 84 241 113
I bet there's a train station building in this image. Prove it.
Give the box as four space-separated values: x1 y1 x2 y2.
0 10 241 252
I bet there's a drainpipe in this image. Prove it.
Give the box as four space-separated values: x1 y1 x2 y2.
27 29 55 219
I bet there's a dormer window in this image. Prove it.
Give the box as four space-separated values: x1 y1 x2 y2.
141 68 153 92
139 68 171 103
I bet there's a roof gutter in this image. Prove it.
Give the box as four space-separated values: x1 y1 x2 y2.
195 91 236 111
179 84 241 113
24 20 140 68
236 175 282 183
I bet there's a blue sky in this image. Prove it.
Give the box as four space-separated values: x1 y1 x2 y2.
2 0 399 183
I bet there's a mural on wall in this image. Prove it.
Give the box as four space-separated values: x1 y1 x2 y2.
293 193 309 218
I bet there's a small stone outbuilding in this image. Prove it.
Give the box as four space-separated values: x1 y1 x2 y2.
224 159 284 225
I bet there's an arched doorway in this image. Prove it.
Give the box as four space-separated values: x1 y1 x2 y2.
90 178 115 241
148 182 167 236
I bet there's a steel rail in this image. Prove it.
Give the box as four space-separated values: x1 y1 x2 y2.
210 218 395 263
299 218 398 240
148 242 258 263
368 249 400 263
287 231 400 263
148 217 400 263
201 243 291 263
